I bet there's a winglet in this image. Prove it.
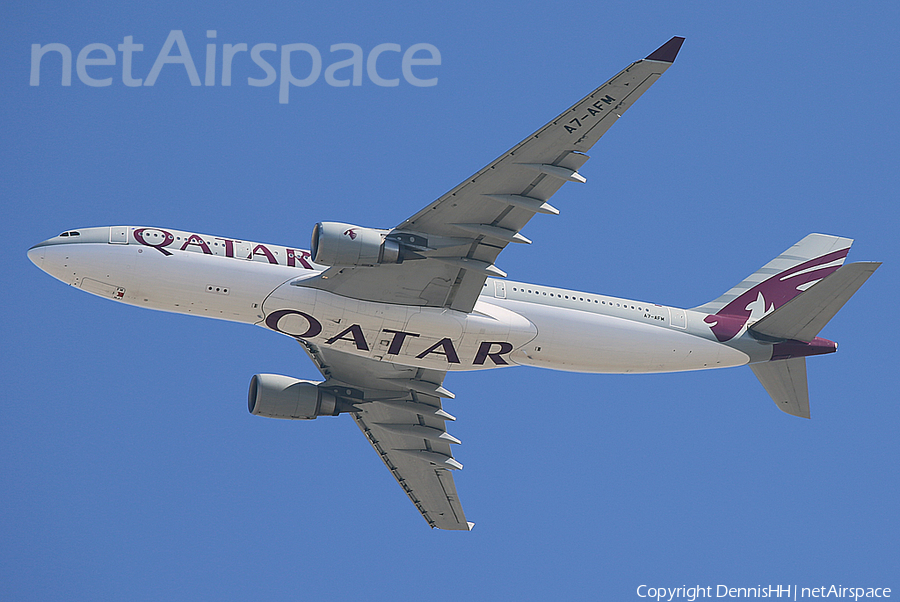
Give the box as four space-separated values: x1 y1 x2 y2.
646 36 685 63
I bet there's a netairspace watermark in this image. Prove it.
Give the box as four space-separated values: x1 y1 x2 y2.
636 584 891 601
29 30 441 104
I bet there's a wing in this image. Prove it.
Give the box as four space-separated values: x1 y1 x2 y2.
302 37 685 313
299 341 472 530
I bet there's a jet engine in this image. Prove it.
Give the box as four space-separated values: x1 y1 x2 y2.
310 222 402 266
248 374 345 420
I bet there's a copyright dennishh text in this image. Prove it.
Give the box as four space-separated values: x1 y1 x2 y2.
637 584 891 601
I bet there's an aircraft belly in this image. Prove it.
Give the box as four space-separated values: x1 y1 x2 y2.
39 243 296 324
133 250 295 323
262 284 537 370
499 300 749 373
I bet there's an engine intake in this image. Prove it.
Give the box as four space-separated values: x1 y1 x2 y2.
310 222 401 267
248 374 343 420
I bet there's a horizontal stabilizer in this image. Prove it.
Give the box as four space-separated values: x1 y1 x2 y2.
750 358 810 418
750 262 881 342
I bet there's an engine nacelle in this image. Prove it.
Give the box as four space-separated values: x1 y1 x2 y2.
310 222 401 267
248 374 340 420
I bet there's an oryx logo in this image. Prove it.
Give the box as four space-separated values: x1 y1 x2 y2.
704 248 848 342
343 228 358 240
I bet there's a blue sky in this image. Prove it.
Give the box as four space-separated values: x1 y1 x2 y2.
3 1 898 600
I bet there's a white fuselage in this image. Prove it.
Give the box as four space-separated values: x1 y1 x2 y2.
28 226 760 375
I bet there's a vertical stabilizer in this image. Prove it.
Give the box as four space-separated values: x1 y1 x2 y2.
695 234 852 343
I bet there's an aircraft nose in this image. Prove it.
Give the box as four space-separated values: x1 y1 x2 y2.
27 241 49 268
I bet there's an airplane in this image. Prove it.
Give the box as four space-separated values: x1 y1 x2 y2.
27 36 880 530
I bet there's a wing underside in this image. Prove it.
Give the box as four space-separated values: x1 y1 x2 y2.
302 38 684 313
299 341 472 530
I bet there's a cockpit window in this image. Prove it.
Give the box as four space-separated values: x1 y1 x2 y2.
58 231 81 237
